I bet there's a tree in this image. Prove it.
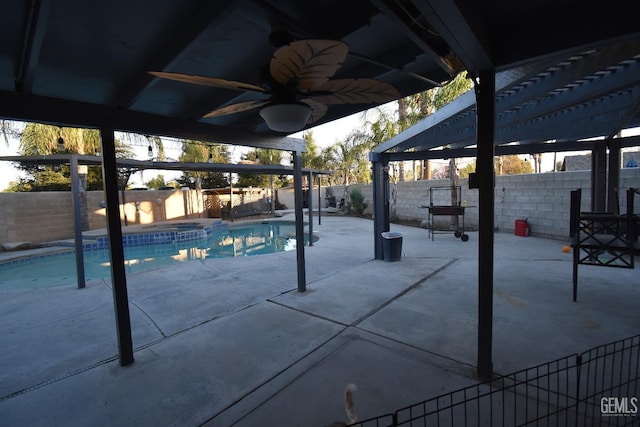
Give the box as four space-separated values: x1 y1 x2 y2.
458 155 534 178
235 148 285 188
14 124 134 190
458 161 476 179
301 131 321 169
499 155 534 175
176 140 230 189
146 174 169 190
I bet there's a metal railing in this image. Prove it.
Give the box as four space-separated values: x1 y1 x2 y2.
351 335 639 426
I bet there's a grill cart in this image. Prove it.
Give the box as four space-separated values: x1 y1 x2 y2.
423 185 470 241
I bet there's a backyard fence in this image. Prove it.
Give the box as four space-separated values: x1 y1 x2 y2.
352 334 639 426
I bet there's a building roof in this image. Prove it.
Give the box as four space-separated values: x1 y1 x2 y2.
561 154 591 171
560 151 640 171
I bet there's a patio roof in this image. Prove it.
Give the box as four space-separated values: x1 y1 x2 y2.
375 38 640 159
1 1 638 149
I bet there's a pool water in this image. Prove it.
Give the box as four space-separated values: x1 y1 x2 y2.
0 221 314 290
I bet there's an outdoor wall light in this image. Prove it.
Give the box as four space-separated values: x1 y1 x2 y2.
57 136 65 152
147 145 153 158
259 103 311 133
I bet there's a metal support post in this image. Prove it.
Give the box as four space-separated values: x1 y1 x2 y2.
607 138 621 214
317 174 322 225
591 141 607 212
475 69 496 380
307 171 313 246
100 128 134 366
229 173 234 222
292 151 307 292
70 154 86 289
371 152 389 260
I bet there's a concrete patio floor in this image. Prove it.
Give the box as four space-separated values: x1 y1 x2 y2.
0 214 638 426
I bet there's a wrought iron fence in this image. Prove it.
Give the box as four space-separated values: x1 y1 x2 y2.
351 335 639 426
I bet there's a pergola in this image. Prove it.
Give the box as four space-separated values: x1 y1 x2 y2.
370 39 640 378
1 0 639 378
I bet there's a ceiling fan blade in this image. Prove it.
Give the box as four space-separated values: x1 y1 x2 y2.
270 40 348 90
300 99 328 124
203 100 270 119
149 71 266 93
308 79 400 104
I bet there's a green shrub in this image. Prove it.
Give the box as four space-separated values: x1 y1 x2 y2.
350 188 368 216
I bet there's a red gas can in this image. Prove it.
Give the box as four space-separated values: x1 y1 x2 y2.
515 219 529 237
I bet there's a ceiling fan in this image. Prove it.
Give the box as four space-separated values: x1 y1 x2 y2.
149 39 400 132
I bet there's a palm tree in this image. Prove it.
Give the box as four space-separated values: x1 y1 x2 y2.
19 124 102 155
18 124 104 229
17 123 138 227
329 139 371 210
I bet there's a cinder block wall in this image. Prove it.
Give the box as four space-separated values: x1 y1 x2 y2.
0 191 75 243
386 169 639 240
302 168 639 240
1 169 638 245
0 189 204 245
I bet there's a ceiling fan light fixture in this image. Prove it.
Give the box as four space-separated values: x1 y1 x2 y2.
259 103 312 133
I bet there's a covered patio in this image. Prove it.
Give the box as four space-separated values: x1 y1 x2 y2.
0 0 639 415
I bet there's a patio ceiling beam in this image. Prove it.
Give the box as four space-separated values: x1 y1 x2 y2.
254 0 377 42
495 60 640 136
15 0 51 94
254 0 443 87
494 42 640 120
378 76 531 153
377 46 640 155
0 90 306 152
489 91 640 147
0 155 333 176
414 0 493 74
369 0 459 77
114 2 240 109
385 135 640 162
407 61 640 151
421 80 640 151
490 2 640 68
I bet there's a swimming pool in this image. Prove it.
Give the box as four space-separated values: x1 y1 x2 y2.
0 221 316 290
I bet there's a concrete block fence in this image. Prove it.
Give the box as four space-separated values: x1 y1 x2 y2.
296 168 638 241
1 168 638 246
0 189 204 246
